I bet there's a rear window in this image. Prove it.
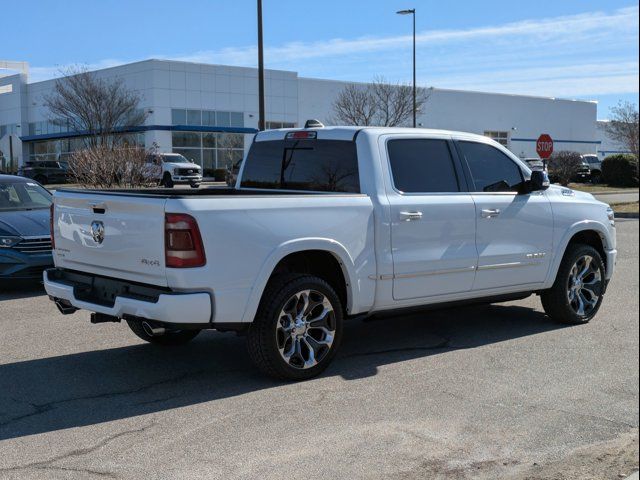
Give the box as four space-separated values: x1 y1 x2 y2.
240 139 360 193
387 139 460 193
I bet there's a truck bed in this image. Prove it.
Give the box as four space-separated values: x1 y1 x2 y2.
56 186 366 198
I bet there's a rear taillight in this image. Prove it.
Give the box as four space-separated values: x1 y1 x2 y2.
165 213 206 268
50 203 55 250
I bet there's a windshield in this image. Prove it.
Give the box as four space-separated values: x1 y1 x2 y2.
162 154 190 164
0 181 52 211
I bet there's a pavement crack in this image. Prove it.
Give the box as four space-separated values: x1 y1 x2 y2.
0 369 208 429
0 423 155 477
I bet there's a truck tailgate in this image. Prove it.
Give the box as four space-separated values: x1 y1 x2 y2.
52 191 168 287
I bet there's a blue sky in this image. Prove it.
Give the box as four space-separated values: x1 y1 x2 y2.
2 0 638 119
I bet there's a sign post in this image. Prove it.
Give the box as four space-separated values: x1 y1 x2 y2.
536 134 554 170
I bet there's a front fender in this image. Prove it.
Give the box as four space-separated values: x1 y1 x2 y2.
240 238 366 323
544 220 614 287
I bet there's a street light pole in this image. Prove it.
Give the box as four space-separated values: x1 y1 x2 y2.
257 0 266 131
397 8 416 128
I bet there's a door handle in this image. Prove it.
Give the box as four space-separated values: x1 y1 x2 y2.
481 208 501 218
400 211 423 221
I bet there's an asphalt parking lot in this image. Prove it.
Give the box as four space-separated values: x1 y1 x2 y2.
0 220 638 480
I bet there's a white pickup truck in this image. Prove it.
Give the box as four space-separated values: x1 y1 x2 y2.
45 125 617 380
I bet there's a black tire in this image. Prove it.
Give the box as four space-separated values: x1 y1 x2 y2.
34 175 48 185
161 173 174 188
541 244 606 325
247 274 344 381
591 172 602 184
126 319 200 346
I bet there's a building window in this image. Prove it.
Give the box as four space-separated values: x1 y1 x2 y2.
266 121 296 130
484 131 509 147
171 109 244 128
187 109 201 125
171 109 187 125
171 132 245 175
172 131 201 148
27 133 144 163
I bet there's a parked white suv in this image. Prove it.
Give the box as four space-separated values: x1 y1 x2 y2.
146 152 202 188
45 125 617 380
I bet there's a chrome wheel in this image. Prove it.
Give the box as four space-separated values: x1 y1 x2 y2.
275 289 336 370
567 255 602 317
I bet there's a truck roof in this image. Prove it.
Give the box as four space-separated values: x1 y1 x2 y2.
255 126 492 143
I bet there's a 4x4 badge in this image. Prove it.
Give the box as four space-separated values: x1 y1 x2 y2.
91 221 105 244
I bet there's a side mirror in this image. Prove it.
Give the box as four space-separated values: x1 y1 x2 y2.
523 170 550 194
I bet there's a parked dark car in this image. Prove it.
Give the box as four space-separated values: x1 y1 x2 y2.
18 160 70 185
0 175 53 281
572 160 592 183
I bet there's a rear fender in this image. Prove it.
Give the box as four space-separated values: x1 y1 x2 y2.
240 238 360 323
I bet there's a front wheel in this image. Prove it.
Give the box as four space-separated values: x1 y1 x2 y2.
541 244 606 324
161 173 174 188
247 274 344 380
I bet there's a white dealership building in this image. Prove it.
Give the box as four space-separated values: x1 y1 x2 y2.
1 59 607 173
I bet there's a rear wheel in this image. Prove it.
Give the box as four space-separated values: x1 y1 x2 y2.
541 244 606 324
247 274 343 380
126 319 200 346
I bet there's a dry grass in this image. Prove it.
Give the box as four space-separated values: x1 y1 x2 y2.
568 183 639 193
613 202 639 214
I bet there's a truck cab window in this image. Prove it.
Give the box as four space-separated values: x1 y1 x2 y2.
387 139 460 193
457 141 523 193
241 139 360 193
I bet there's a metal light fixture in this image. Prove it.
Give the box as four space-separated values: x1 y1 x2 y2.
396 8 417 128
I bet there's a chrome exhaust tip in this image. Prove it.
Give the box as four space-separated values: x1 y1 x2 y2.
54 298 78 315
142 320 166 337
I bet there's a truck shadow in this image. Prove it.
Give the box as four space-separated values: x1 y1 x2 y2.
0 303 565 441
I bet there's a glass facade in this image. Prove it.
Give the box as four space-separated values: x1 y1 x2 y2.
0 124 20 137
170 109 246 175
29 120 71 136
484 130 509 147
170 109 244 128
171 131 244 174
266 121 296 129
27 133 145 163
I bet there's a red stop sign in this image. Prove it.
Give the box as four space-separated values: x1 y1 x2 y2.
536 134 554 159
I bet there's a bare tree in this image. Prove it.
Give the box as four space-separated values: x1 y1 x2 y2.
44 67 147 149
331 76 430 127
547 151 583 186
69 145 157 189
604 101 639 176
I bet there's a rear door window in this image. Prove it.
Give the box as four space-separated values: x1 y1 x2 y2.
387 139 460 193
240 139 360 192
457 141 523 192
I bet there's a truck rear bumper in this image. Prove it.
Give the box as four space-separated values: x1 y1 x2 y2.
43 268 212 325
